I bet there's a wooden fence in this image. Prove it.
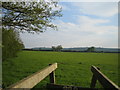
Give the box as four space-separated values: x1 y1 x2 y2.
90 65 119 90
2 63 120 90
7 63 57 89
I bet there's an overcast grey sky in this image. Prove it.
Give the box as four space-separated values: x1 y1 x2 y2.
20 1 118 48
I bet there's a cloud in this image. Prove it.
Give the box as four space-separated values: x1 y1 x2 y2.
78 16 110 24
77 16 117 34
72 2 118 17
55 16 117 35
20 15 118 48
19 1 118 48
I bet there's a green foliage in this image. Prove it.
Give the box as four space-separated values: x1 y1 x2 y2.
0 44 2 47
3 51 119 88
2 28 24 60
52 45 63 51
87 47 95 52
2 1 62 60
2 1 62 32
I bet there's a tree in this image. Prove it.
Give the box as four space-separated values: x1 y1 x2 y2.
52 45 63 51
2 1 62 32
87 46 95 52
2 1 62 60
2 28 24 60
52 46 56 51
56 45 63 51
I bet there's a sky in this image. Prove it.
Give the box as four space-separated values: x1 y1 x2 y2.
20 1 118 48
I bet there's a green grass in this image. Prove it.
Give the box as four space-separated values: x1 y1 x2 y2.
2 51 119 89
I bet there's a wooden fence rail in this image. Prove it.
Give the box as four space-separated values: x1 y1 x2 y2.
3 63 119 90
7 63 57 89
90 65 120 90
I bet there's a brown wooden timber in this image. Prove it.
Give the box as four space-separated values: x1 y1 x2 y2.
90 74 97 88
49 64 56 84
90 67 100 88
7 63 57 89
91 65 120 90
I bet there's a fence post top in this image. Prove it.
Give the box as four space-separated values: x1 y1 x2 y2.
91 65 100 70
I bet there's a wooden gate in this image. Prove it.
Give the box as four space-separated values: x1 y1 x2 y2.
2 63 120 90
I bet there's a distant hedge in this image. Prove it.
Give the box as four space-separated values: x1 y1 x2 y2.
2 28 24 60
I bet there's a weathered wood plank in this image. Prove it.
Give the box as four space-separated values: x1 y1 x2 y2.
90 74 97 88
90 67 100 88
7 63 57 89
91 65 120 90
49 64 55 84
49 71 55 84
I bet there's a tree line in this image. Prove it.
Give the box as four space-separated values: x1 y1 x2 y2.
24 46 95 52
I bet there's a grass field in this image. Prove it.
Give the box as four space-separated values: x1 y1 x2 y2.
2 51 119 89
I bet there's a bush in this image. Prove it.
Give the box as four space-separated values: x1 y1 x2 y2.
2 28 24 60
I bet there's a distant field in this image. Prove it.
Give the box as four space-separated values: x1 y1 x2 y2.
2 51 119 89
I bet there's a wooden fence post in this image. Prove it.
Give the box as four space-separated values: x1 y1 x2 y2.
7 63 57 88
90 74 97 88
90 67 100 88
49 64 55 84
